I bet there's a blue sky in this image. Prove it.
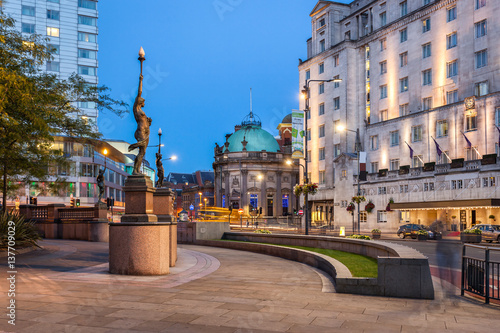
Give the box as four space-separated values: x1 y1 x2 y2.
97 1 345 174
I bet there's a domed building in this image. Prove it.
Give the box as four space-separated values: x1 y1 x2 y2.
213 112 299 222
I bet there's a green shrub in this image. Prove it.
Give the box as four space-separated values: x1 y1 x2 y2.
371 229 381 233
0 211 42 250
417 229 428 236
254 229 272 234
346 234 371 240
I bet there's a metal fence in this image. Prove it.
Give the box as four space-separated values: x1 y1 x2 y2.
461 244 500 304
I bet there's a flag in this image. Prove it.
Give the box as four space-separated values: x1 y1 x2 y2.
432 137 442 157
405 142 414 159
462 132 472 148
359 152 367 181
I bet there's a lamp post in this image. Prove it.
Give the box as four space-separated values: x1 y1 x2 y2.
103 148 108 168
337 124 362 234
158 128 162 155
286 159 304 220
198 191 202 220
301 77 342 235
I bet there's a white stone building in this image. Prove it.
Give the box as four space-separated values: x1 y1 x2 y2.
299 0 500 232
2 0 99 121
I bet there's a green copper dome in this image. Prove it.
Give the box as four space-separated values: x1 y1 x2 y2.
227 125 280 153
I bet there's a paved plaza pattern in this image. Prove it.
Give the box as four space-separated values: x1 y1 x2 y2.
1 240 499 332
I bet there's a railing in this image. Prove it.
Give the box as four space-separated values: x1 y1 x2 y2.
32 206 49 219
58 207 96 220
461 244 500 304
435 164 449 174
465 160 481 171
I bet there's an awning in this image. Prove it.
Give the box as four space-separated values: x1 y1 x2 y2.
390 199 500 210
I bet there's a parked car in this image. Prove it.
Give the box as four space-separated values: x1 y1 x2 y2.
471 224 500 243
397 224 442 240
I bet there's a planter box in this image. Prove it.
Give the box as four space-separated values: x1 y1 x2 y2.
399 166 410 175
372 233 381 239
481 154 497 165
417 234 427 241
423 162 435 172
378 169 388 177
460 233 482 243
451 158 464 169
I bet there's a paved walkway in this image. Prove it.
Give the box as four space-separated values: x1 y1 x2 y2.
1 240 499 333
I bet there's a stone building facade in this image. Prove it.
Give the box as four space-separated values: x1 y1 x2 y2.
213 113 299 222
299 0 500 232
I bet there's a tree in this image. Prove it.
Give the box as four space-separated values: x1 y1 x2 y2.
0 12 128 212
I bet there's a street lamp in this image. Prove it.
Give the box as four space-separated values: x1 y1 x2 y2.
103 148 108 168
336 124 362 234
301 77 342 235
163 155 177 161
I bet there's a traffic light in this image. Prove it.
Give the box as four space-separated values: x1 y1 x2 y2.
259 207 262 215
106 197 115 209
30 197 37 206
229 206 233 214
70 197 75 207
75 198 80 207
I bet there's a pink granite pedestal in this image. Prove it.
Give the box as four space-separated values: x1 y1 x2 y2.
153 188 177 267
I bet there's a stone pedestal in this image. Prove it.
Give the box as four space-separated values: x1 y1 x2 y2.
153 188 177 267
109 175 170 275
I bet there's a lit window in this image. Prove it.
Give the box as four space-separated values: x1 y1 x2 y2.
390 131 399 146
447 6 457 22
400 1 408 17
79 0 97 10
370 135 379 150
319 62 324 74
319 125 325 138
399 103 409 116
446 32 457 49
422 43 431 58
422 97 432 110
422 18 431 33
78 32 97 43
319 83 324 94
380 85 387 99
78 65 97 76
319 148 325 160
47 27 60 37
475 20 487 38
334 97 340 110
78 15 97 26
378 210 387 223
446 90 458 104
465 114 477 131
422 69 432 86
22 23 35 34
78 49 97 59
380 38 387 51
380 61 387 74
447 60 458 77
436 120 448 137
475 50 487 69
390 159 400 171
46 61 60 72
400 77 409 92
400 28 407 42
475 0 486 10
22 6 35 16
47 10 60 20
475 81 488 96
400 52 408 67
412 126 422 142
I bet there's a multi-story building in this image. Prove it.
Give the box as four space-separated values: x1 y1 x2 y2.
299 0 500 232
2 0 99 122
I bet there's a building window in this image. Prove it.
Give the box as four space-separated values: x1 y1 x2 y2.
412 126 422 142
390 159 400 171
360 211 367 223
307 151 311 163
446 32 457 49
305 70 310 81
319 39 326 52
79 0 97 10
476 0 486 10
307 111 311 120
319 62 324 74
380 61 387 75
371 162 379 173
475 81 488 96
319 82 324 94
490 177 496 187
333 54 339 67
380 38 387 51
496 107 500 126
334 97 340 110
334 75 340 88
46 27 59 37
78 49 97 59
475 50 487 69
78 15 97 26
466 147 479 161
422 69 432 86
333 120 340 133
447 6 457 22
422 43 431 59
413 155 424 168
380 12 387 26
400 77 409 92
22 23 35 34
447 60 458 77
78 32 97 43
46 61 59 72
438 150 449 164
422 18 431 33
378 187 387 195
319 125 325 138
48 44 60 55
306 129 311 141
423 97 432 110
400 184 409 193
319 148 325 160
380 110 388 121
400 28 407 43
78 65 96 76
370 135 379 150
465 114 477 131
390 131 399 146
399 103 409 116
380 85 387 99
451 180 457 190
400 1 408 17
475 20 487 38
47 9 60 20
334 144 341 157
400 52 408 67
319 171 326 185
436 120 448 137
446 90 458 104
22 6 35 16
318 17 326 28
378 211 387 223
250 194 258 208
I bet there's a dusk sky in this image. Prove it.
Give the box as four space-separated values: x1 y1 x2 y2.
97 0 348 174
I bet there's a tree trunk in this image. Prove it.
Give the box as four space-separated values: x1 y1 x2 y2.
2 163 7 214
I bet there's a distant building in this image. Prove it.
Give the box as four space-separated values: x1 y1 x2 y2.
165 171 215 217
300 0 500 232
213 112 299 221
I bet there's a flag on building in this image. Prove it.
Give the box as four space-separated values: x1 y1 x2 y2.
462 131 472 148
432 137 442 157
405 142 414 159
291 110 304 159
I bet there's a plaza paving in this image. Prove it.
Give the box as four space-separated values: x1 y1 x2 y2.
0 240 499 333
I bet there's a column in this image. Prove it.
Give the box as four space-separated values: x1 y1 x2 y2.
224 171 230 208
260 172 267 215
241 170 248 209
276 171 282 217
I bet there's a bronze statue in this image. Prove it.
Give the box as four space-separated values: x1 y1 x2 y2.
155 152 164 188
128 48 151 175
97 167 106 201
